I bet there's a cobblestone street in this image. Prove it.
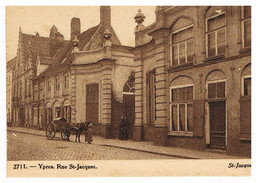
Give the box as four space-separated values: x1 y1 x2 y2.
7 127 245 160
7 130 176 160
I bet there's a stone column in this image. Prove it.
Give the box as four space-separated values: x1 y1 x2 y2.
70 68 77 123
101 66 113 138
151 29 169 146
133 53 144 141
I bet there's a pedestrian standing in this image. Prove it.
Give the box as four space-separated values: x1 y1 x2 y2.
85 121 93 144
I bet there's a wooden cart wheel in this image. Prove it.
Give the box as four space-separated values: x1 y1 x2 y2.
46 123 56 140
61 130 70 141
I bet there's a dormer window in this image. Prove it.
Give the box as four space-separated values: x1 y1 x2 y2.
171 25 194 66
242 6 251 49
206 11 226 58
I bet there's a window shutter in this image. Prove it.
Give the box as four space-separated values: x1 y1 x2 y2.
146 71 150 123
240 96 251 139
193 100 205 137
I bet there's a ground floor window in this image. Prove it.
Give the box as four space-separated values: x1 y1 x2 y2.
170 86 194 132
243 77 251 96
55 107 61 118
64 105 71 123
33 106 38 126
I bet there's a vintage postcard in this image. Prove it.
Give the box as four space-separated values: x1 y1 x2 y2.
5 5 252 179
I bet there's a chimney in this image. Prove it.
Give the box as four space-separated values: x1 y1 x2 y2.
71 17 81 40
100 6 111 29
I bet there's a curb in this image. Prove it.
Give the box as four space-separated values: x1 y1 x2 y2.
8 129 197 159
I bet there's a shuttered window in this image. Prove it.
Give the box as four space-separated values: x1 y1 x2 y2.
146 70 156 123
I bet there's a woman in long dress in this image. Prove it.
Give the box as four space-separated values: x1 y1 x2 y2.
85 122 93 144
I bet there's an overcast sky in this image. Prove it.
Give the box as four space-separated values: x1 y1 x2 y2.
6 6 156 61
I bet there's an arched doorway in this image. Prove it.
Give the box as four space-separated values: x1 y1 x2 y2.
122 75 135 139
205 69 226 150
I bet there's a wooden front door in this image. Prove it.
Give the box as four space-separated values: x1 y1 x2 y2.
86 84 99 123
123 94 135 139
209 101 226 150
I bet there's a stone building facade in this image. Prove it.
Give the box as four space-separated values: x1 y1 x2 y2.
9 6 135 139
132 6 251 156
6 57 16 125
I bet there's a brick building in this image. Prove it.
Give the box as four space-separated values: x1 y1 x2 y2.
9 6 135 139
6 57 16 125
132 6 251 156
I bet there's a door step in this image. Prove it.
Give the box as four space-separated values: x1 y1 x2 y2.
205 148 227 154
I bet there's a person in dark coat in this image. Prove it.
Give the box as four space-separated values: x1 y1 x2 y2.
85 121 93 144
119 117 128 140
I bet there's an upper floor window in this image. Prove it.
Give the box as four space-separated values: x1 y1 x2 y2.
54 76 60 96
206 12 226 58
63 74 69 95
242 6 251 49
33 84 38 100
47 80 51 98
170 18 194 66
39 82 44 99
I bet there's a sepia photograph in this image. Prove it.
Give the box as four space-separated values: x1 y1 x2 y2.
4 4 252 178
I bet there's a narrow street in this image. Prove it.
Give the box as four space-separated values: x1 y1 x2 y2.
7 130 177 160
7 127 245 160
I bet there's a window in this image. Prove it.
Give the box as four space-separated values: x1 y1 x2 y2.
54 76 60 96
33 84 38 100
170 86 194 132
146 70 156 123
242 77 251 96
25 79 27 98
55 107 61 118
240 65 251 140
206 12 226 58
20 81 22 98
171 25 194 66
13 83 16 98
47 80 51 98
63 74 69 95
39 82 44 99
242 6 251 48
207 81 225 99
64 105 71 122
46 107 52 123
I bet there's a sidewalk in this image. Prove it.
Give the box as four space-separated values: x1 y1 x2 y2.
7 127 247 159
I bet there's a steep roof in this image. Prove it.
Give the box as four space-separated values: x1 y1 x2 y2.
21 33 50 62
7 57 16 70
42 25 100 76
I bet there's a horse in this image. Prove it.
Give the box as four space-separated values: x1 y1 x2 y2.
70 121 91 143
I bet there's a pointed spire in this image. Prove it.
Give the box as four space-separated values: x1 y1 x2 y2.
19 27 22 36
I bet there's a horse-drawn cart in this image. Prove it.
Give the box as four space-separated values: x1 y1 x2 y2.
45 117 71 140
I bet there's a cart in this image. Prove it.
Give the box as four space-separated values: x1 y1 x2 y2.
45 117 72 140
